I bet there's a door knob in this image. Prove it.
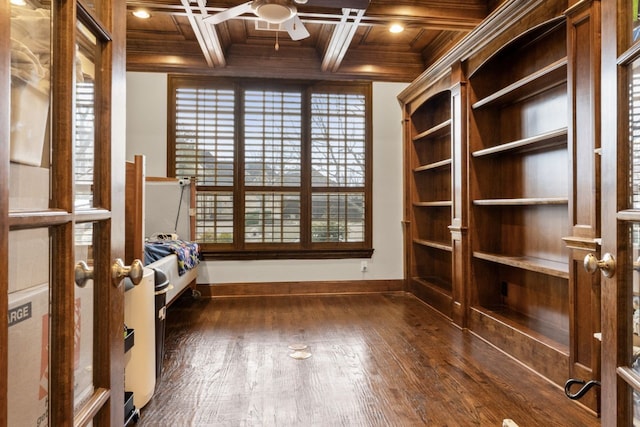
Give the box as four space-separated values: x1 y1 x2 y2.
74 261 93 288
584 253 616 278
111 258 144 286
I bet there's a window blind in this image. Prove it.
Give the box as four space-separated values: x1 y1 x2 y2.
169 77 371 258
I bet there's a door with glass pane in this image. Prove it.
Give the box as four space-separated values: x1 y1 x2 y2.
601 0 640 424
3 0 127 425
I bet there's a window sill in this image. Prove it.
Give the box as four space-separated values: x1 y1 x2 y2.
201 248 374 261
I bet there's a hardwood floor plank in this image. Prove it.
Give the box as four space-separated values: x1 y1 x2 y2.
135 293 600 426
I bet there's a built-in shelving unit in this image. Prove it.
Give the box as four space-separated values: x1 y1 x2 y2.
399 0 602 413
467 18 570 385
405 86 454 317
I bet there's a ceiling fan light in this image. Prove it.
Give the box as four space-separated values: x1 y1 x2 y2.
254 1 296 24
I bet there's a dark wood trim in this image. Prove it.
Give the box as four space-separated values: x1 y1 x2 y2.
125 156 145 264
564 0 601 414
601 0 631 424
103 0 128 424
202 248 374 260
450 63 469 328
8 210 73 229
0 0 9 423
49 0 77 422
398 0 566 105
196 279 404 298
73 387 110 427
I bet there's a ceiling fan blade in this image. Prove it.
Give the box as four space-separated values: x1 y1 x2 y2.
203 1 254 25
301 0 370 9
282 15 310 41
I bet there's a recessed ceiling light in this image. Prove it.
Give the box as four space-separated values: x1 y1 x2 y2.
133 9 151 19
389 23 404 33
10 0 27 5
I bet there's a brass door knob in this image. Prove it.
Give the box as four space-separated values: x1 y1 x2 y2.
111 258 144 286
583 253 616 278
74 261 93 288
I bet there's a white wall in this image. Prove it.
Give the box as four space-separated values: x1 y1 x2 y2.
126 72 407 284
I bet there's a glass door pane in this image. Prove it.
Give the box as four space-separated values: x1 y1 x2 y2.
8 1 52 425
630 225 640 424
7 228 50 426
73 222 95 411
73 17 101 418
629 53 640 427
9 0 51 212
75 20 97 211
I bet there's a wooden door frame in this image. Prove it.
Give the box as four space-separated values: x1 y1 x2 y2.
1 0 126 424
69 0 128 424
600 0 632 424
100 0 128 424
0 1 9 425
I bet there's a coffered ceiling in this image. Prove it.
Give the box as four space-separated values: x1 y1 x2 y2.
125 0 500 82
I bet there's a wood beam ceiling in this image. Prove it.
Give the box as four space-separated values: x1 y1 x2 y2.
180 0 225 67
125 1 492 81
321 9 365 72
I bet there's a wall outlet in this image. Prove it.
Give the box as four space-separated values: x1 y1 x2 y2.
360 261 368 272
500 281 508 297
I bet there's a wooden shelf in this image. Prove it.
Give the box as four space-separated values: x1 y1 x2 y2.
473 251 569 278
413 201 453 207
412 119 451 141
414 158 452 172
412 276 452 293
472 128 568 157
472 58 568 109
470 306 569 353
473 197 568 206
413 238 452 252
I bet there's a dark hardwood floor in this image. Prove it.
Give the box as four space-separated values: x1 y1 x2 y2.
136 292 600 426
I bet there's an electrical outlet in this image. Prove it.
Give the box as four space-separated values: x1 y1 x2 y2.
500 281 508 297
360 261 368 272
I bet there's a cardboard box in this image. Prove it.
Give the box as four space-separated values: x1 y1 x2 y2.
8 229 49 294
9 282 96 424
10 81 49 167
8 283 49 427
9 163 50 211
73 280 95 410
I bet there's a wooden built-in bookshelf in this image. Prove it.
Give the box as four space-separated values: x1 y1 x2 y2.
398 0 603 414
404 81 455 317
467 17 570 384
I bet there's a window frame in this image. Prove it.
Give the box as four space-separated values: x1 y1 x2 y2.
167 75 373 260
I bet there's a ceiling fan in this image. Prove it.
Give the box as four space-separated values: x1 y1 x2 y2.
203 0 370 41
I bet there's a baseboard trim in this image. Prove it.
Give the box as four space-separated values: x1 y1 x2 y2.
196 279 405 298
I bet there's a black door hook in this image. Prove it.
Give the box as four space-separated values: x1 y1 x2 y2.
564 378 601 400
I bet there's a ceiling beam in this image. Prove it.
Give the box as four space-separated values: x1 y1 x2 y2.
321 8 365 73
180 0 226 67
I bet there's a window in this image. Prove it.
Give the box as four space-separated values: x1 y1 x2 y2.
168 76 372 259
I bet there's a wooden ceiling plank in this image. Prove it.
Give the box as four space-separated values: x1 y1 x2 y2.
321 8 365 72
125 0 494 81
